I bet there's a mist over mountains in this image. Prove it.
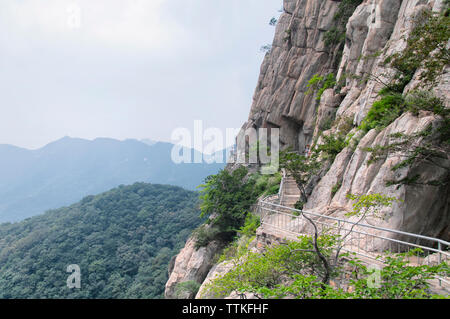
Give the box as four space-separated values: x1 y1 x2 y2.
0 137 226 223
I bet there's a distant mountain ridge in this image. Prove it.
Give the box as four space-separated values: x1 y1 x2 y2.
0 137 226 223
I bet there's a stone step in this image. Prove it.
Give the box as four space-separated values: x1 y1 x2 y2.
281 200 299 207
279 173 301 207
282 199 299 205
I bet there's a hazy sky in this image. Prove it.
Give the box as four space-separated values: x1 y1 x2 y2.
0 0 281 150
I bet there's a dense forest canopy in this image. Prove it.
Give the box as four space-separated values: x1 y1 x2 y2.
0 183 202 298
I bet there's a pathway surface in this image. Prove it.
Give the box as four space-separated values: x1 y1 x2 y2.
258 172 450 294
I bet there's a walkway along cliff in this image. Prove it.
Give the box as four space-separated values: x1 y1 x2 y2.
165 0 450 299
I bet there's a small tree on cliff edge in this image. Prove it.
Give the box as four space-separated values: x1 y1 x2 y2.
198 166 258 241
279 148 321 207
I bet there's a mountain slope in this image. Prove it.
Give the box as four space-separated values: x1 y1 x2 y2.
0 137 225 222
0 182 202 298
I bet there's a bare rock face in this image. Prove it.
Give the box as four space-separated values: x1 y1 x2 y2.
195 238 261 299
166 0 449 299
195 260 235 299
306 113 449 240
244 0 342 151
243 0 449 240
303 0 449 241
164 235 223 299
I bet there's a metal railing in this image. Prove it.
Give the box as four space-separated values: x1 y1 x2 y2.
258 201 450 287
277 169 286 205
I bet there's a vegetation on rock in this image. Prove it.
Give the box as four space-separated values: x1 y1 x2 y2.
196 167 280 247
203 193 448 299
384 8 450 89
307 73 337 101
324 0 363 49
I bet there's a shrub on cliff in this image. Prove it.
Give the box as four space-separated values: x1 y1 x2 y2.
359 93 405 133
174 281 201 299
198 166 259 242
201 235 337 298
204 239 448 299
324 0 363 49
306 73 336 101
385 8 450 88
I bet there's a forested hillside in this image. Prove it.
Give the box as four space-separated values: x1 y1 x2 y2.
0 183 202 298
0 137 225 222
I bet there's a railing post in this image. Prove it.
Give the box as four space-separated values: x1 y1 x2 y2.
438 242 442 263
438 242 442 287
337 220 341 240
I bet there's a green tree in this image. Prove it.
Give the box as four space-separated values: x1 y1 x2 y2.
198 166 259 240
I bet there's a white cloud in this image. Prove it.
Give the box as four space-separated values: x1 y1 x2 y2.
2 0 189 51
0 0 282 149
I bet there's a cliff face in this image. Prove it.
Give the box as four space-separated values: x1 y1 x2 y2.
245 0 449 239
166 0 449 298
245 0 344 151
164 235 223 299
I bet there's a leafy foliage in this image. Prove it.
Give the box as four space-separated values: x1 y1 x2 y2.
279 150 321 203
346 193 399 218
404 90 450 144
357 9 450 188
364 127 450 187
307 73 336 101
237 213 261 238
357 7 449 144
348 249 449 299
316 132 349 161
405 90 447 117
198 166 261 243
260 249 449 299
359 93 406 132
331 181 342 198
174 281 201 299
252 171 282 198
217 213 260 263
204 238 448 299
324 0 363 48
362 90 449 187
201 235 337 298
0 183 202 299
280 121 353 204
192 224 223 249
385 8 450 88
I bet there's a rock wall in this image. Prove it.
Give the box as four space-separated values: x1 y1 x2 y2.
165 0 449 299
244 0 449 240
164 235 223 299
243 0 344 151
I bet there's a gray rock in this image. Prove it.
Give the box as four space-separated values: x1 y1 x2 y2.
164 235 223 299
166 0 449 298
